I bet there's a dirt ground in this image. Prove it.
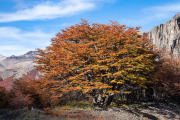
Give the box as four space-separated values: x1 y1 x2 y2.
0 102 180 120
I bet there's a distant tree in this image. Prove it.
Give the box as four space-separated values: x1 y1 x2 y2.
36 20 156 107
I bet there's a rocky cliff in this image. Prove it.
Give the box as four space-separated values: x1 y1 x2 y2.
149 13 180 57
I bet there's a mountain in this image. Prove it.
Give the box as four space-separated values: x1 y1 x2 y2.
0 51 41 90
0 54 6 61
149 13 180 57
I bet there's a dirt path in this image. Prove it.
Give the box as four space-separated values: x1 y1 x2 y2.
0 103 179 120
85 103 180 120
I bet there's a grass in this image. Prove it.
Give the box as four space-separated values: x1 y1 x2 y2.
66 100 93 109
52 100 93 111
0 108 62 120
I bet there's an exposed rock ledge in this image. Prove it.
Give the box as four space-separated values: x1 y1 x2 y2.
149 12 180 57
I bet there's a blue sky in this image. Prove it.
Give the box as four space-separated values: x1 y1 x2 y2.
0 0 180 56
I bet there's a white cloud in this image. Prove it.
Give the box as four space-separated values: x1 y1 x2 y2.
120 2 180 29
0 27 52 45
143 3 180 21
0 0 96 22
13 0 27 9
144 3 180 13
0 45 33 57
0 27 54 56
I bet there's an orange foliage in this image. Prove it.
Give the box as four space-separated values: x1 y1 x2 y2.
10 77 42 108
153 53 180 95
35 20 156 100
10 89 33 108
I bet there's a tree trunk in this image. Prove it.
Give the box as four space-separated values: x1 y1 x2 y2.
93 94 114 108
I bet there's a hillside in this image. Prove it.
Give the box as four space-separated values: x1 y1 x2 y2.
0 51 40 90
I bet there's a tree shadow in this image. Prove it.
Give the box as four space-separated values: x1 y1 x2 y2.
112 102 180 120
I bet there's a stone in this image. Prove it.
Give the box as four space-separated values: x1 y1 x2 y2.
149 12 180 57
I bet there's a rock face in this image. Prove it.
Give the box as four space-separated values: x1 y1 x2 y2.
0 51 41 90
149 13 180 57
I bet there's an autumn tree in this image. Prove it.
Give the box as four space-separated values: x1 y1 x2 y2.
36 20 156 107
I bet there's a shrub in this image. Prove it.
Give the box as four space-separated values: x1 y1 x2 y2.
0 86 10 108
10 77 42 108
10 89 33 109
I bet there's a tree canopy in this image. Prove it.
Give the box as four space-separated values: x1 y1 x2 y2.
35 20 156 106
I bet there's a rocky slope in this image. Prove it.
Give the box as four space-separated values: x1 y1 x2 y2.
149 12 180 57
0 51 41 90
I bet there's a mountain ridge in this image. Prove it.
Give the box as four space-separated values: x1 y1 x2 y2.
0 51 41 90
